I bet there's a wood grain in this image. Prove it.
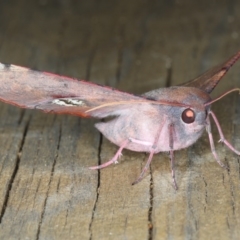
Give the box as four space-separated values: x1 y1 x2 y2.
0 0 239 239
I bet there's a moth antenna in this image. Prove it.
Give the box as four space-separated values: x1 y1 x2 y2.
208 110 240 155
205 88 240 106
86 100 189 113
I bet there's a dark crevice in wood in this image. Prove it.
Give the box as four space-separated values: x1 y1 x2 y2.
222 172 225 185
134 12 151 53
230 183 235 215
64 208 69 229
17 109 25 125
33 178 42 209
89 133 102 240
148 164 154 240
86 48 97 81
227 165 236 216
224 157 230 172
55 9 69 74
225 149 236 215
165 58 172 88
116 25 125 85
201 176 208 212
186 168 199 233
36 123 62 240
226 216 230 229
64 159 75 229
223 147 235 215
87 44 101 239
56 176 61 193
0 116 31 223
186 192 200 232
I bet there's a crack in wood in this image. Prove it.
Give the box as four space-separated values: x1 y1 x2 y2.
116 24 125 85
223 156 236 216
148 165 154 240
201 176 208 213
226 216 231 230
134 12 151 53
17 109 25 125
36 122 62 240
229 181 236 216
89 133 102 240
0 116 31 223
165 57 172 88
86 48 97 81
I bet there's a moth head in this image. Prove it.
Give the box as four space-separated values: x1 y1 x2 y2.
162 88 212 150
149 86 211 126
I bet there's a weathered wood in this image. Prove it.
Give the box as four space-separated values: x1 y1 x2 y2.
0 0 239 239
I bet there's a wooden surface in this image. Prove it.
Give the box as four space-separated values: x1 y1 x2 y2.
0 0 240 239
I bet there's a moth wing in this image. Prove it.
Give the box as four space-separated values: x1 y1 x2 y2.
0 63 148 118
182 51 240 93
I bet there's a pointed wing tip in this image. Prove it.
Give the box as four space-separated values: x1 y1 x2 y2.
181 50 240 93
224 50 240 70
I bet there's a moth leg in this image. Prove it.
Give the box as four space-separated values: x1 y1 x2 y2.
89 139 129 170
169 123 178 190
206 114 228 169
209 110 240 155
128 137 152 146
132 119 166 185
132 150 155 185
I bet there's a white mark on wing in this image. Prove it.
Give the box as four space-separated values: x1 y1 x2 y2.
52 99 69 106
69 99 84 105
52 99 85 107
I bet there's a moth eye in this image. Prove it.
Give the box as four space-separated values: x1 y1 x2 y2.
182 108 195 124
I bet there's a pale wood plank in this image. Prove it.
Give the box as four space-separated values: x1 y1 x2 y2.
0 0 239 239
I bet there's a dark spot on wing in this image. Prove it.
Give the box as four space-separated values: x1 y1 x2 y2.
52 94 77 99
145 96 157 101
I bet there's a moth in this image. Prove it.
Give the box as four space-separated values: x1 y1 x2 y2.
0 51 240 189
